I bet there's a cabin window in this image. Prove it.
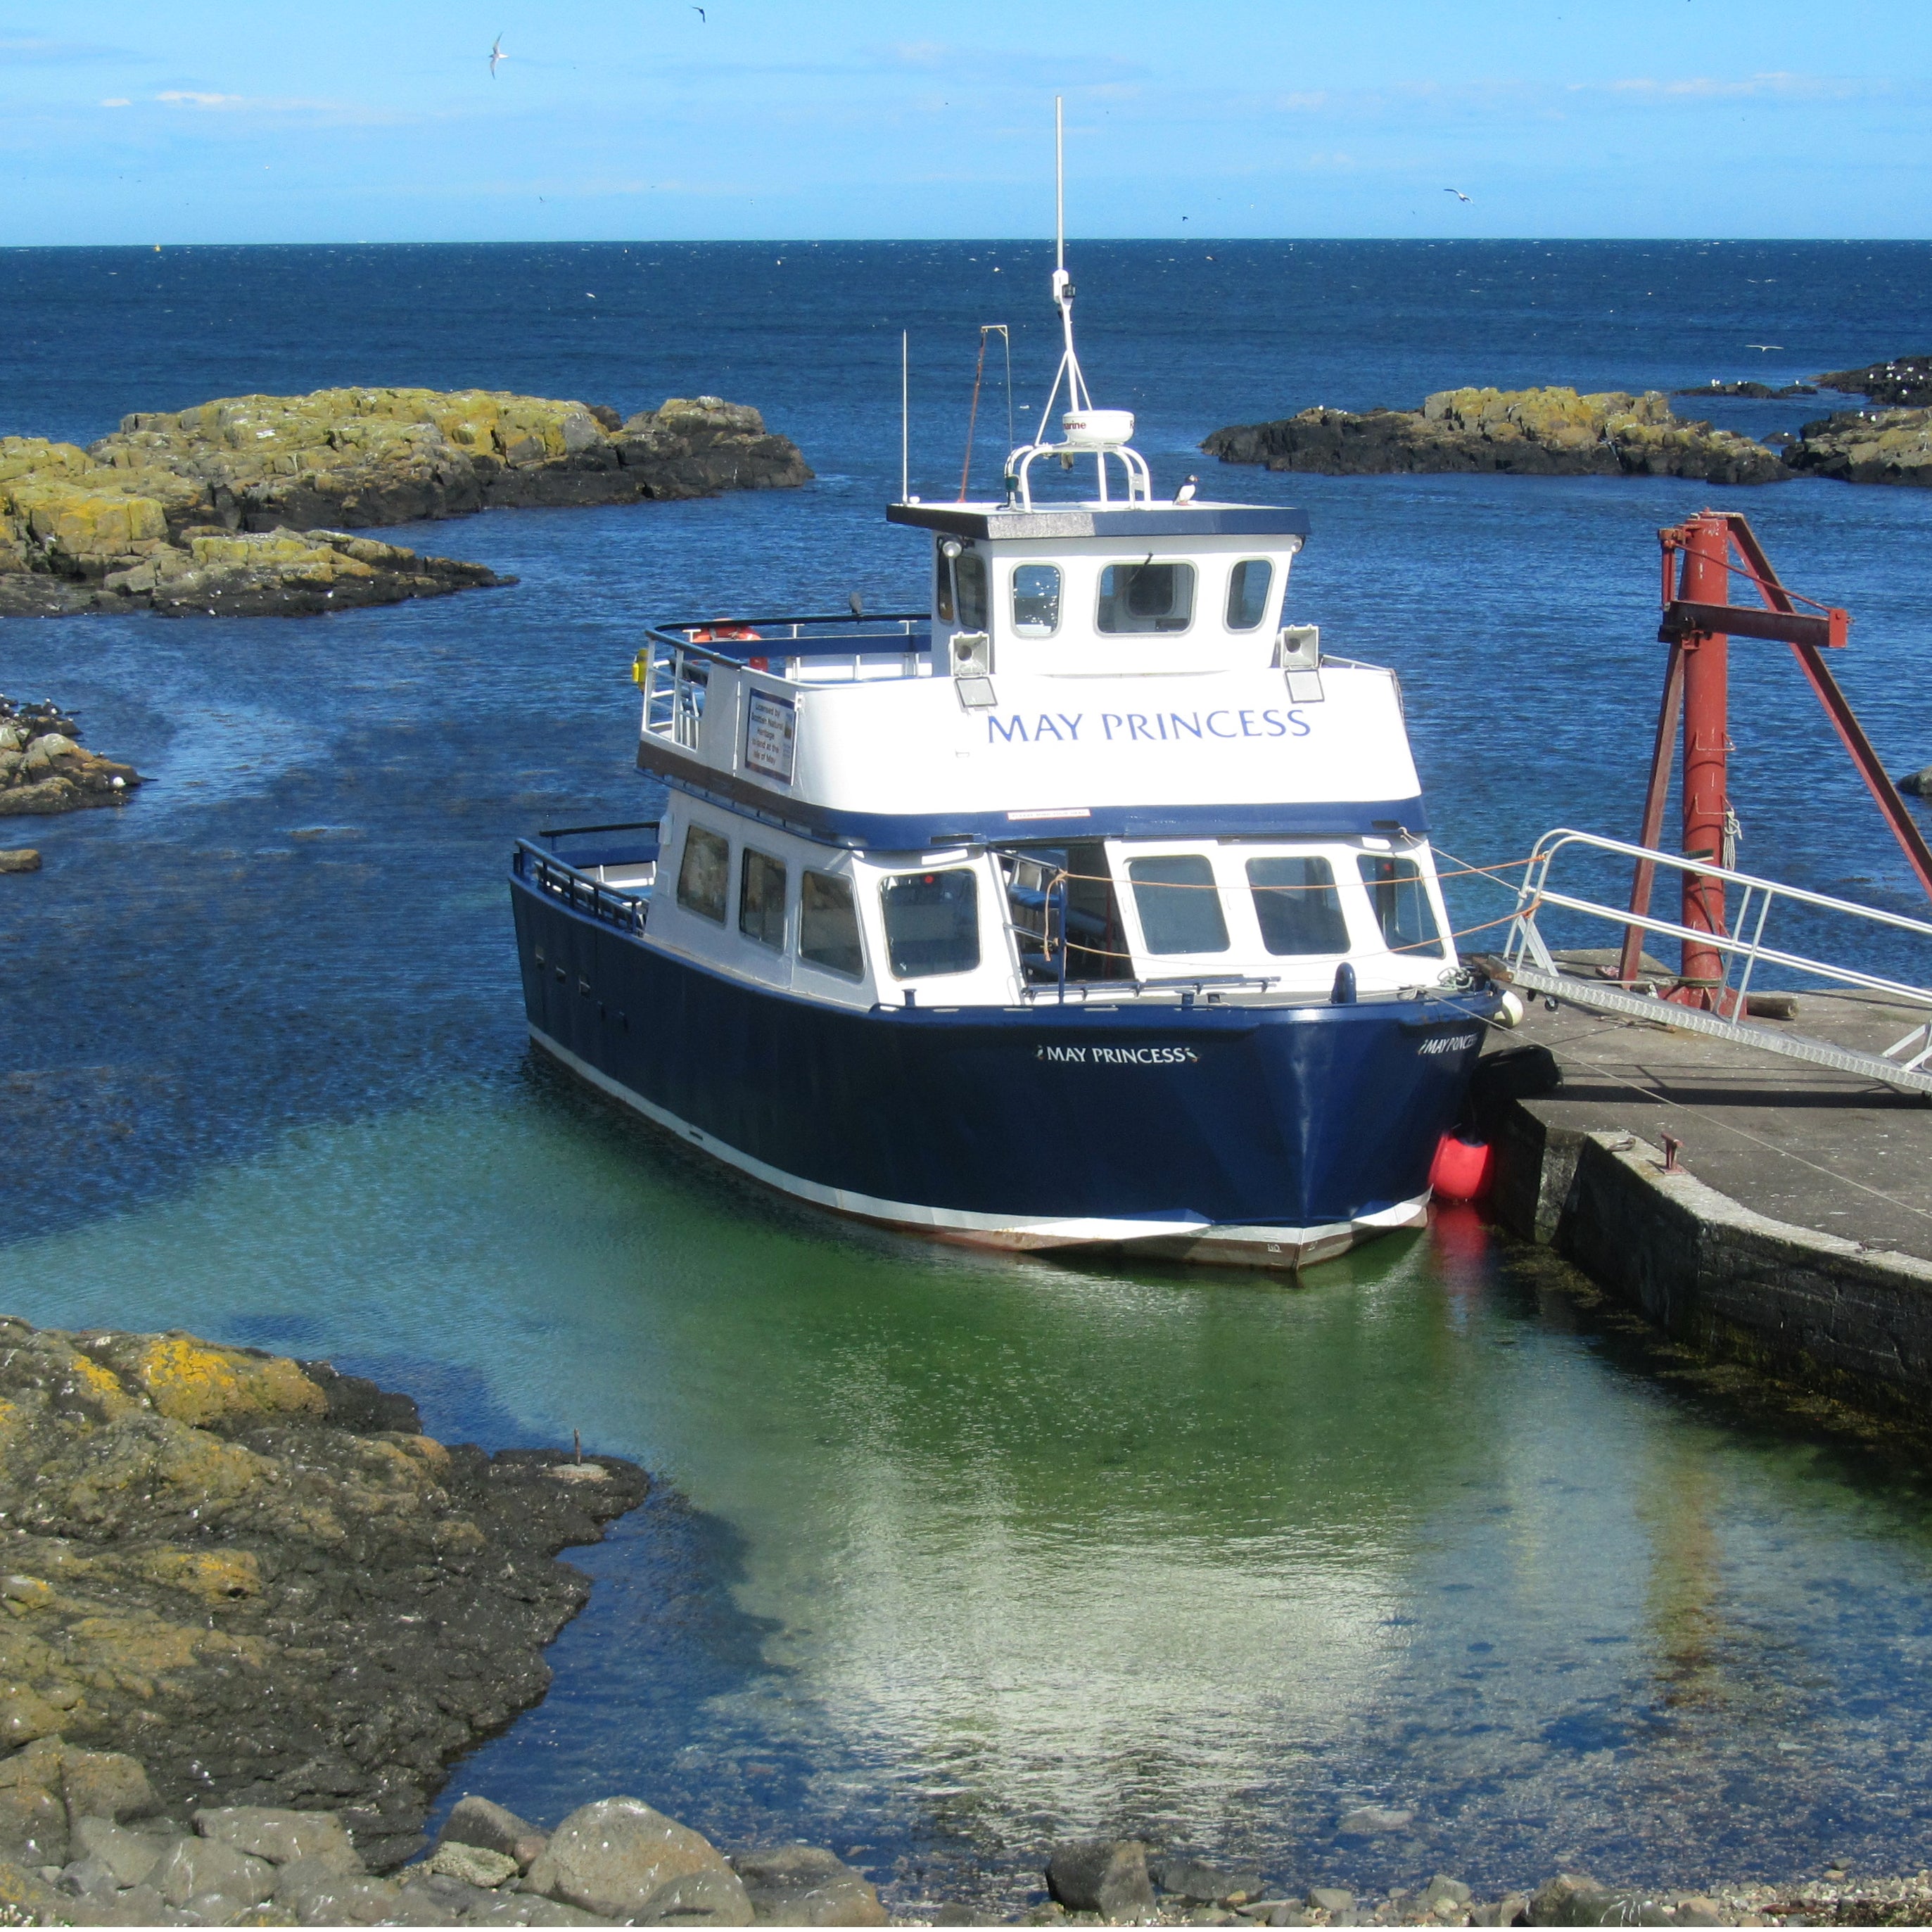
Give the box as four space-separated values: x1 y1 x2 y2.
739 849 787 950
1010 564 1062 637
881 869 980 978
799 871 864 979
1358 853 1445 960
1097 561 1195 634
935 548 954 623
1247 856 1349 955
1127 854 1229 954
675 825 730 924
955 549 989 631
1226 559 1273 631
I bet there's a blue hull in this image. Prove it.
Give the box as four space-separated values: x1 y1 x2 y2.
510 872 1496 1260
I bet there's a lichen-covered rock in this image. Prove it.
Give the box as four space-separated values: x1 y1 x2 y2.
1785 406 1932 485
87 385 809 533
1204 386 1790 484
0 383 806 619
0 1316 647 1871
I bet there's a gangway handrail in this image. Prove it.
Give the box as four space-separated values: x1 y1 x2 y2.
1521 827 1932 943
1500 827 1932 1093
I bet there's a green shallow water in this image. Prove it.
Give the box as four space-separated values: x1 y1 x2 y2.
13 1063 1932 1909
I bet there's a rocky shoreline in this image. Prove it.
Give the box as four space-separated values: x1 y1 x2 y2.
0 388 808 618
0 1319 1925 1927
1204 379 1932 488
1202 388 1788 484
0 1317 646 1875
0 699 140 820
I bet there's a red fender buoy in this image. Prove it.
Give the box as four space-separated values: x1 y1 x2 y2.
1429 1131 1493 1203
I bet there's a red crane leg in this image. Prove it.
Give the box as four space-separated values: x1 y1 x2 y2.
1675 516 1731 1005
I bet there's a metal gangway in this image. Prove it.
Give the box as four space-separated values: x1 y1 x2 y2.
1500 828 1932 1095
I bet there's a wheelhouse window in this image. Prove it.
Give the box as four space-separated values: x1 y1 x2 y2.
935 547 954 623
1011 564 1062 637
1247 856 1349 955
1226 559 1273 631
955 549 989 632
1127 853 1228 954
675 825 730 924
1358 853 1445 960
1097 561 1196 635
739 849 787 950
799 870 863 979
881 869 980 978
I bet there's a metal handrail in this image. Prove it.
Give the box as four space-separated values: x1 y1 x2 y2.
1504 828 1932 1013
514 841 648 936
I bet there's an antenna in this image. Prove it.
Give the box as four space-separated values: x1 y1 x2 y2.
1055 96 1064 276
900 329 909 502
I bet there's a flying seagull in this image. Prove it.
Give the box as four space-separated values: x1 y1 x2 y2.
1745 343 1786 352
489 34 505 77
1444 187 1471 202
1174 475 1198 504
691 4 706 18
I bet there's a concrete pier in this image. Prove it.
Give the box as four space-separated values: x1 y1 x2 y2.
1473 977 1932 1413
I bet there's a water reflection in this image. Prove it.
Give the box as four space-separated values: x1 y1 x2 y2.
11 1076 1932 1903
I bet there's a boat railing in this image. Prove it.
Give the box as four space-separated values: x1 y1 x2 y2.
1501 827 1932 1093
635 614 931 749
513 840 648 936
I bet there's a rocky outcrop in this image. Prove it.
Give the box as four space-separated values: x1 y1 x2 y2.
1784 406 1932 485
0 388 808 618
0 1316 646 1871
87 389 811 533
1673 379 1816 399
1813 354 1932 407
0 699 140 818
0 522 509 620
1203 386 1791 484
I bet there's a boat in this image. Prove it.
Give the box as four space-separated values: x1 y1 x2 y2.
509 136 1501 1270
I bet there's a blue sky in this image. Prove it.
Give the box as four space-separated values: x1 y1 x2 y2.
4 1 1928 243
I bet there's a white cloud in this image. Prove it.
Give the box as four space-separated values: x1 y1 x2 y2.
156 90 247 108
99 96 130 108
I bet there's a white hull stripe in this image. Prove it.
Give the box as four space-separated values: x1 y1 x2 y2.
530 1025 1428 1258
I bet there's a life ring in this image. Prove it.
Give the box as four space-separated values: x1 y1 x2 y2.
689 623 762 643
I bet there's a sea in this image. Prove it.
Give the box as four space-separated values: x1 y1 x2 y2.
2 240 1931 1909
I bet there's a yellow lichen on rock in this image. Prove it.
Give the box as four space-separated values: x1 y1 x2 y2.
114 1335 327 1427
136 1549 263 1602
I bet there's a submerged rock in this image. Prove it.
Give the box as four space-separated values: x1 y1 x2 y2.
1046 1839 1157 1919
0 386 809 618
1203 386 1790 484
1784 406 1932 485
0 1316 646 1868
729 1843 887 1925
